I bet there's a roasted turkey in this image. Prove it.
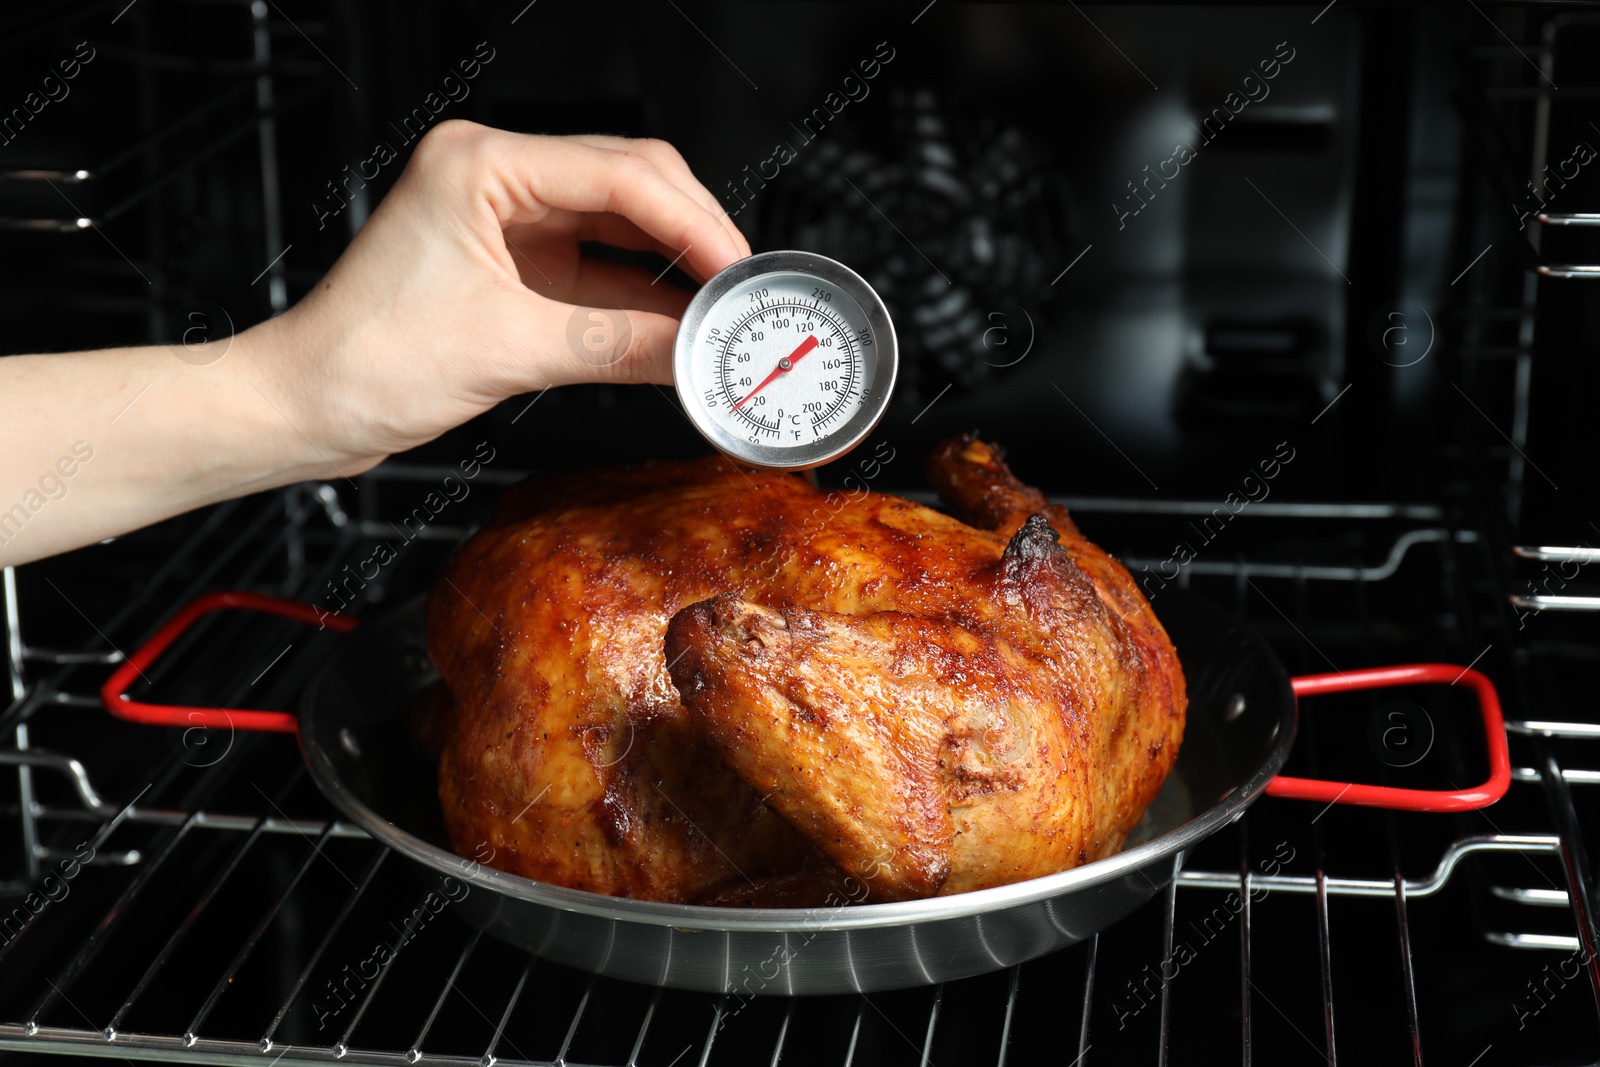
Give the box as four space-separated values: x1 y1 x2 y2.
425 434 1186 905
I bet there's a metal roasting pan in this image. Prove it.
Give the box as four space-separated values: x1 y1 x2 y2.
102 587 1511 995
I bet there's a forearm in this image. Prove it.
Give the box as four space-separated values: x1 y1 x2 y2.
0 320 340 566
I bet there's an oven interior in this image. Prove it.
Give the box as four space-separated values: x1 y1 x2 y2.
2 1 1598 1063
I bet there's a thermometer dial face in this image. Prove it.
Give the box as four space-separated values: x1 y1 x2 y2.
674 251 897 470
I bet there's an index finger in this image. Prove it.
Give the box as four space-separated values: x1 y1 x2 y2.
563 134 752 261
464 128 746 284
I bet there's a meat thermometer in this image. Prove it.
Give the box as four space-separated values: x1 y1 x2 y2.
673 249 898 471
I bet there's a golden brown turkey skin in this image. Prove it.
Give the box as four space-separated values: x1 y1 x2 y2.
426 435 1186 904
666 588 1094 901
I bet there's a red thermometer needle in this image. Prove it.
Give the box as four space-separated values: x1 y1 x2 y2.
732 335 820 411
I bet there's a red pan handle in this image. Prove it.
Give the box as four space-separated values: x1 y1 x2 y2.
100 590 359 734
1266 664 1511 812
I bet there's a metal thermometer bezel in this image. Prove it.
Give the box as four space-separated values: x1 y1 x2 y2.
673 250 898 471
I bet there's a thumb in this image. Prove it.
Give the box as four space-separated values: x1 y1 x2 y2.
525 298 681 389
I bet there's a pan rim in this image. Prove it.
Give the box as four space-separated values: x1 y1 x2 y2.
298 589 1297 934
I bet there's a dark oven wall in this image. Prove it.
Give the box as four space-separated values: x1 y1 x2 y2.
3 4 1600 1067
0 1 1481 501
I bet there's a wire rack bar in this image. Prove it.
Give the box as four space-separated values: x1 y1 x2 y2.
1239 864 1252 1067
186 821 343 1041
994 966 1019 1067
1392 873 1423 1067
622 988 660 1067
1534 211 1600 224
1487 932 1583 951
16 727 41 891
1514 768 1600 784
1533 745 1600 1020
894 491 1444 522
1508 721 1600 738
697 997 727 1067
1513 546 1600 563
1157 880 1176 1067
1314 870 1337 1065
335 885 440 1052
260 847 391 1049
840 1000 865 1067
768 998 794 1067
1124 528 1461 583
919 983 943 1067
481 958 535 1067
18 648 122 666
5 569 23 702
1509 594 1600 612
1489 885 1569 906
1178 835 1560 897
404 928 483 1061
553 974 598 1067
1076 934 1096 1065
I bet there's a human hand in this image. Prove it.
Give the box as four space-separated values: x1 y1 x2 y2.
250 121 751 474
